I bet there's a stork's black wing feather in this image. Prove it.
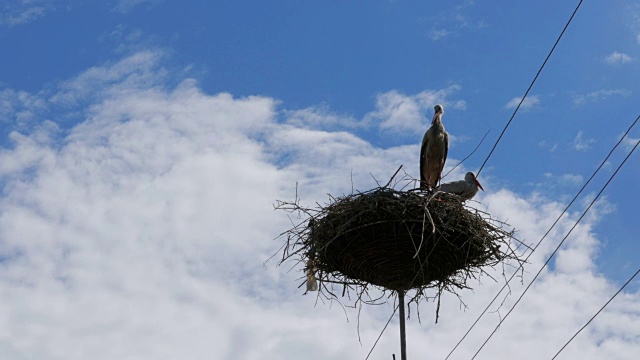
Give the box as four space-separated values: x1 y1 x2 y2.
419 131 429 189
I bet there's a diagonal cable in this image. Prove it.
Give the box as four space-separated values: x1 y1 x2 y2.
444 114 640 360
476 0 584 178
550 267 640 360
470 137 640 359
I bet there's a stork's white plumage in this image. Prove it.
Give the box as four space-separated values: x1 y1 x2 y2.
420 104 449 190
439 172 484 200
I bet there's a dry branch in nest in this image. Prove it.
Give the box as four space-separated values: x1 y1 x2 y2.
273 173 525 318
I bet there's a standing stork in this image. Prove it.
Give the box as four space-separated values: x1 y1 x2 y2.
420 104 449 190
439 172 484 200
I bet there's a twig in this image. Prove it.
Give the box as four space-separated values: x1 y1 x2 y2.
383 165 404 188
272 169 523 332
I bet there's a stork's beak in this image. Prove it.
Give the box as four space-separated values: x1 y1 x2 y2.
474 177 485 191
431 111 442 124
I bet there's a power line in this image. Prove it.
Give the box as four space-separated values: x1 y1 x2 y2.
470 137 640 359
365 305 398 360
442 130 490 181
444 113 640 360
476 0 584 178
373 3 596 355
447 1 586 353
550 267 640 360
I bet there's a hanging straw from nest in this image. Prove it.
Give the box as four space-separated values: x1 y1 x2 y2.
273 167 525 317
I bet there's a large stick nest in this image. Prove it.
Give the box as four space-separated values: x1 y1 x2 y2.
274 177 524 313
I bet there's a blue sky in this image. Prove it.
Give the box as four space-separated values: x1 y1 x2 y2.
0 1 639 359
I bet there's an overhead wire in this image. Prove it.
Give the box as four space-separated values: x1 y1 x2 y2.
444 114 640 359
368 0 596 357
475 0 584 178
445 0 602 355
550 267 640 360
470 136 640 359
364 305 398 360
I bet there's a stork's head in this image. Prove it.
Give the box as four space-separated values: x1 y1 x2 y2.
432 104 444 124
465 172 485 191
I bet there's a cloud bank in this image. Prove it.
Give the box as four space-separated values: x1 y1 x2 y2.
0 51 638 359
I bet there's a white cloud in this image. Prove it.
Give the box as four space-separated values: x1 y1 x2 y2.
425 0 483 42
0 0 159 26
428 29 451 41
282 105 360 130
0 2 50 27
538 140 558 153
573 131 596 151
365 85 465 134
559 173 584 186
111 0 162 14
49 50 167 107
623 137 639 151
573 89 632 106
0 89 48 126
505 95 540 111
0 51 639 359
369 90 422 132
603 51 635 65
102 25 160 55
541 172 584 190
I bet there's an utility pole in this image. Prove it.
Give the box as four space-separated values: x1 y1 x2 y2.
398 290 407 360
